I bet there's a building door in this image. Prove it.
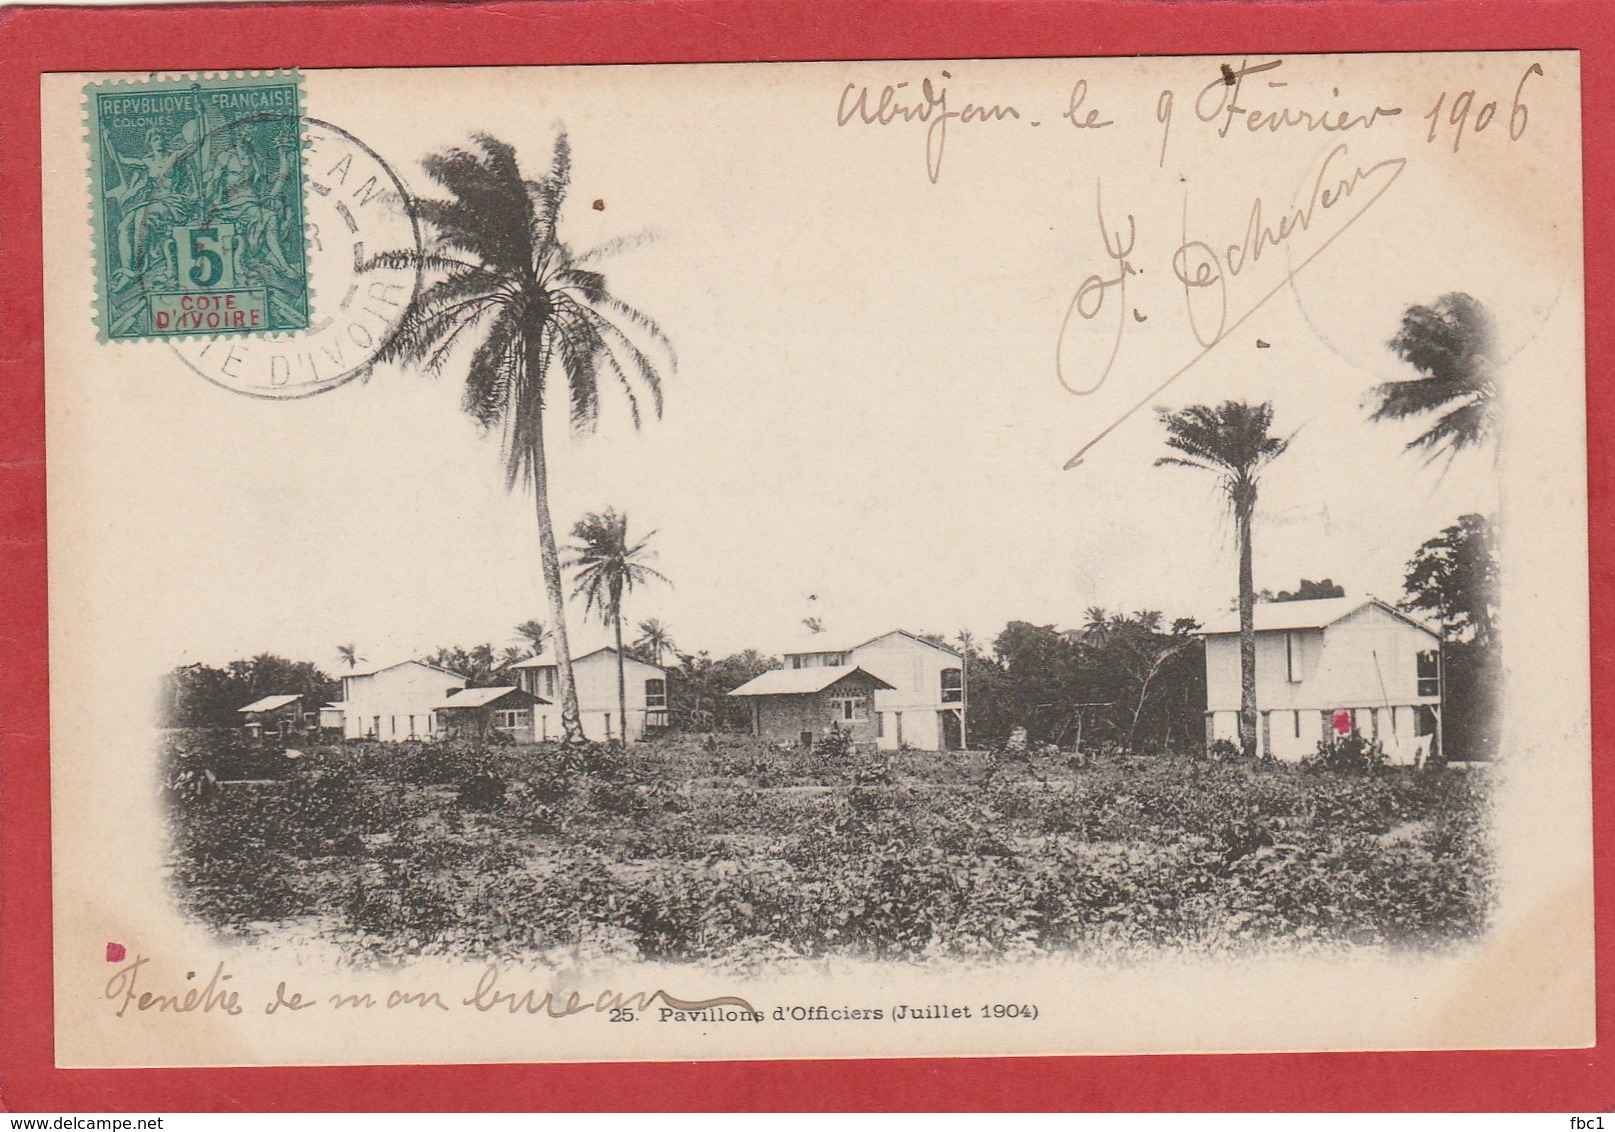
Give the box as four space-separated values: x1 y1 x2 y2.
938 710 962 751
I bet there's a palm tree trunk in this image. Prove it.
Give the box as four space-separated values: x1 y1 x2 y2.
614 610 629 744
529 421 585 743
1235 483 1258 759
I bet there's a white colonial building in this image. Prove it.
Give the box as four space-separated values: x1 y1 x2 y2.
337 660 469 742
1200 596 1443 764
510 646 667 743
775 629 966 751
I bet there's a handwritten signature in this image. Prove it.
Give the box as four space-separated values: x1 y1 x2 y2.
1056 142 1407 468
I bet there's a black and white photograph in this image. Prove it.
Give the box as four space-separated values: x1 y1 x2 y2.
42 53 1590 1066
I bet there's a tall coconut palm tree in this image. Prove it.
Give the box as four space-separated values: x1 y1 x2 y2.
336 643 364 670
567 509 669 743
634 617 676 667
372 133 672 744
1369 292 1496 463
1156 401 1290 759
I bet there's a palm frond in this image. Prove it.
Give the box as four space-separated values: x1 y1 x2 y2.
1371 292 1496 458
358 249 490 277
550 307 604 435
596 294 678 371
557 297 666 423
555 292 670 413
1154 454 1215 474
462 309 523 427
574 229 660 266
376 132 671 501
373 271 504 367
527 132 571 257
1156 401 1288 489
416 135 535 272
1407 397 1493 462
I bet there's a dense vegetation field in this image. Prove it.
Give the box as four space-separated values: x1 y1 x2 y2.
163 731 1494 968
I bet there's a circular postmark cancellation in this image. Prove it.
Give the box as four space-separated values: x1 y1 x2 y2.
165 116 422 399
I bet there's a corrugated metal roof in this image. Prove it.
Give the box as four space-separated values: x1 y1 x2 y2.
776 627 960 659
345 659 464 681
509 646 663 673
727 665 896 697
850 628 961 657
1198 597 1437 637
436 686 539 709
237 694 302 713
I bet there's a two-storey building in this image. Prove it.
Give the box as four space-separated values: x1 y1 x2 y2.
739 629 966 751
1200 596 1443 764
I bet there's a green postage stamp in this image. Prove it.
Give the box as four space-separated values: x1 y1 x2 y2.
86 72 309 341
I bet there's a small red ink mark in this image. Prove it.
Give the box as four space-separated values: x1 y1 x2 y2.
592 199 605 211
106 942 126 963
1333 709 1353 736
1256 339 1270 348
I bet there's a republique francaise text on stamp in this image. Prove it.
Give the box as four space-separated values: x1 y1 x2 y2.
87 71 309 341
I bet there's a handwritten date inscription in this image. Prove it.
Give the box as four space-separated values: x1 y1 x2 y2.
1051 58 1546 469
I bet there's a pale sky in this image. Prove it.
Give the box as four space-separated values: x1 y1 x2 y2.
45 56 1582 675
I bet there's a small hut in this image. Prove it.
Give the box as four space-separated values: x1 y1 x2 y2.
433 686 543 743
727 665 895 749
237 694 308 738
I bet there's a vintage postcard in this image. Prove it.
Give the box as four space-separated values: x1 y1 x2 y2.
41 53 1590 1068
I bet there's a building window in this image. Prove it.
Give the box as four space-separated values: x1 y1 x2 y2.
940 667 963 704
822 653 843 666
371 716 380 737
1286 632 1302 682
494 709 527 730
877 712 886 737
1260 711 1272 757
791 656 802 670
1292 710 1300 739
645 679 667 709
408 715 416 738
1417 650 1440 697
829 694 868 722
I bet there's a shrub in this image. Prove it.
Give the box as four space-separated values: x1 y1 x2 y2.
162 731 1494 963
816 725 854 761
1207 738 1242 761
456 770 506 811
1306 732 1388 775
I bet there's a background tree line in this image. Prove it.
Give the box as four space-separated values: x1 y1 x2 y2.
161 656 340 729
